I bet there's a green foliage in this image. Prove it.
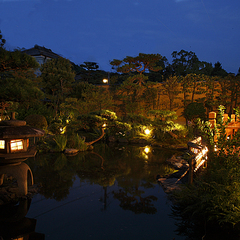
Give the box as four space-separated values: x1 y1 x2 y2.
173 105 240 228
148 109 177 121
183 102 206 122
53 134 68 152
90 109 118 122
69 82 113 114
0 48 42 103
124 113 149 125
66 133 87 151
48 120 65 135
25 114 48 130
40 57 75 116
16 100 54 124
77 114 104 130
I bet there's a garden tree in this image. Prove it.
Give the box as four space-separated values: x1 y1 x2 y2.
162 75 180 110
110 53 162 115
211 61 228 77
182 102 206 125
202 76 220 114
225 74 240 114
148 56 172 82
0 30 6 48
141 82 158 111
70 81 96 99
0 48 43 110
110 53 162 86
114 80 143 115
61 85 113 119
40 57 75 117
216 75 230 108
171 50 201 76
80 87 113 113
80 61 99 71
78 61 99 83
180 74 205 107
199 61 213 76
71 62 84 75
148 109 177 122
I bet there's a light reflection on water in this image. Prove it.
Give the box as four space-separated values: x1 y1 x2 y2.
25 144 185 240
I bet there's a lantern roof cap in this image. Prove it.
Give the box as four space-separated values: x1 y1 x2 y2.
0 113 45 139
0 126 45 139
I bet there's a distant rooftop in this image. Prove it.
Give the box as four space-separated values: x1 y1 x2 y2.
22 45 61 59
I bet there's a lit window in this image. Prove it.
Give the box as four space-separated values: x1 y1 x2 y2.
10 139 24 151
0 140 5 149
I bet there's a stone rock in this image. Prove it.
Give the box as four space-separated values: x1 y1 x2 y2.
64 148 79 155
158 177 181 193
166 155 189 170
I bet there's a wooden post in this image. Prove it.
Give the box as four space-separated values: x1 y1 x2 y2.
188 157 194 184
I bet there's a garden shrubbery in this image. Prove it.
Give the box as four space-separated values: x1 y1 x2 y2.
172 106 240 232
25 114 48 130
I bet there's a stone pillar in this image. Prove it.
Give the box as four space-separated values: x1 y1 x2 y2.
0 162 33 196
208 112 216 128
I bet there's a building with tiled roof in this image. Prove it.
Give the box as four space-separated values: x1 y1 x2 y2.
22 45 61 66
22 45 61 76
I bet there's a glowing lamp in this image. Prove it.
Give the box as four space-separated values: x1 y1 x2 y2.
144 128 151 135
144 146 150 154
103 78 108 84
0 112 45 164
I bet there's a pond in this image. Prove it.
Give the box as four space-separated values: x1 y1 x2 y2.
3 144 187 240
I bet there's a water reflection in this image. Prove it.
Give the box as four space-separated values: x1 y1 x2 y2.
24 144 190 240
0 161 44 239
0 199 45 239
27 144 177 203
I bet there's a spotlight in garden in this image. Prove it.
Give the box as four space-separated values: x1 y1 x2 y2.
144 128 151 135
144 146 150 154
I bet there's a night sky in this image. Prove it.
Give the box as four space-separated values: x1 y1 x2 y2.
0 0 239 74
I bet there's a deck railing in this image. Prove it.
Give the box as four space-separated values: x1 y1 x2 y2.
187 137 208 184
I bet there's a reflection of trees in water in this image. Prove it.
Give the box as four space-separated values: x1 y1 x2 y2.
26 144 178 202
112 188 157 214
27 153 75 201
76 150 129 187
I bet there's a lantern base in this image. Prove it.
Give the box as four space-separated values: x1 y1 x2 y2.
0 147 37 164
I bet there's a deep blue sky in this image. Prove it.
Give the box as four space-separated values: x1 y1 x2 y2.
0 0 239 74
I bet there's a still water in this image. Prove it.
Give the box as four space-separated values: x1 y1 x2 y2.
25 144 185 240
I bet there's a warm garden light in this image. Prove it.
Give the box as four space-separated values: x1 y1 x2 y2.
144 128 151 135
102 123 107 128
144 146 150 154
103 78 108 84
0 140 5 149
10 139 24 152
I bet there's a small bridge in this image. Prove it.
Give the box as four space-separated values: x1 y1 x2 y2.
187 137 208 184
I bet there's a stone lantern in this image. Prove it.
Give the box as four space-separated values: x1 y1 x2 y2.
0 112 44 164
0 112 45 196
